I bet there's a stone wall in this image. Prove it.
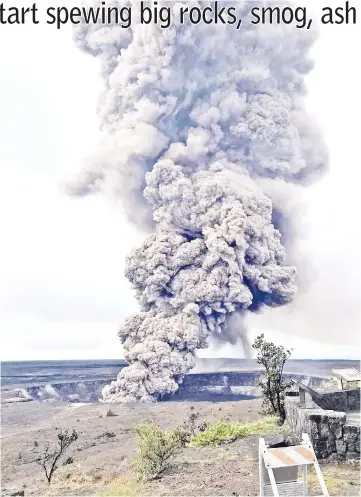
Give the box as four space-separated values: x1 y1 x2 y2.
316 388 360 412
285 396 360 461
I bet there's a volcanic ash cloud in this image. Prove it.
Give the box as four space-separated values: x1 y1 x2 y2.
70 1 328 402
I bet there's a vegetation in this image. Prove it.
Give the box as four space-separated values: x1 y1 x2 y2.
133 423 188 480
319 377 340 390
252 333 292 422
181 406 208 440
346 381 360 389
101 474 142 497
320 377 360 390
306 463 360 496
35 428 78 484
190 416 279 446
131 407 279 480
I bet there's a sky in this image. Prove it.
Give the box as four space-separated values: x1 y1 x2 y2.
0 1 360 361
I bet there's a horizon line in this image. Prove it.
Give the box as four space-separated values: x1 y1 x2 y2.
1 357 360 363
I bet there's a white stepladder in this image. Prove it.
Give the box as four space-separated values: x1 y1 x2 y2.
259 433 329 497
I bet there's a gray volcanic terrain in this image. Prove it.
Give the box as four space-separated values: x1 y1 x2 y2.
1 358 360 497
2 359 359 404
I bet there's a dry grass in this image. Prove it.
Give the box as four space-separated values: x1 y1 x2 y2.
38 464 118 495
100 473 142 497
39 449 360 496
306 462 360 496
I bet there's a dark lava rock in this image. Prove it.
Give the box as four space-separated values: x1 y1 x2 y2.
264 435 288 448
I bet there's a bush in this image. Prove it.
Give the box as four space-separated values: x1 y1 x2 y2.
181 407 208 441
319 377 339 390
252 333 292 422
320 377 360 390
133 423 187 480
190 416 279 446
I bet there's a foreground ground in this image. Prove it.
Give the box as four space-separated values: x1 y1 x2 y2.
1 399 360 496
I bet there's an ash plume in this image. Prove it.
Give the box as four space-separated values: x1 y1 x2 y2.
69 1 327 402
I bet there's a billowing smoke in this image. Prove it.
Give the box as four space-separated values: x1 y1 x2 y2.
69 1 327 402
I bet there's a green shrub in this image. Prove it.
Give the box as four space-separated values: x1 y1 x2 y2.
190 416 279 446
320 377 360 390
133 423 187 480
319 377 339 390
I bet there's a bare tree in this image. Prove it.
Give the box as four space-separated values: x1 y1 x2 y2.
35 429 78 484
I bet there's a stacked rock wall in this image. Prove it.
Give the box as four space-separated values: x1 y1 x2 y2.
285 395 360 461
316 388 360 412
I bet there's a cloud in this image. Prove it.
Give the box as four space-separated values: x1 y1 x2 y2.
0 3 360 363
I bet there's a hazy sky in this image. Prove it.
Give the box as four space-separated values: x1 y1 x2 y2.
0 1 360 361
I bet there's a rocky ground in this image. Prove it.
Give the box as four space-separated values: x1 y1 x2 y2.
1 399 360 496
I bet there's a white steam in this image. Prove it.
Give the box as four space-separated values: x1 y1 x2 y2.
69 1 327 402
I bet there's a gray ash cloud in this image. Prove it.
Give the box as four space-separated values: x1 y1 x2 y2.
68 1 327 402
